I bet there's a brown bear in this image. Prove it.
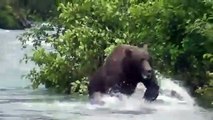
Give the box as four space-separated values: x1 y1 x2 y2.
88 44 160 104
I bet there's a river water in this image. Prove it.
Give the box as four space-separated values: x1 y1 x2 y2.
0 29 212 120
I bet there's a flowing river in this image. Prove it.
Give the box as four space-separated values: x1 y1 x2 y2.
0 29 212 120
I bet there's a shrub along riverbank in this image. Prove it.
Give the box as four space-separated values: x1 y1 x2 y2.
0 0 58 29
18 0 213 108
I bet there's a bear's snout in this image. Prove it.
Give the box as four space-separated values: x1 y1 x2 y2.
146 70 152 78
141 60 152 79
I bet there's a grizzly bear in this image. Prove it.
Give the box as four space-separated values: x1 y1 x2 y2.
88 44 160 104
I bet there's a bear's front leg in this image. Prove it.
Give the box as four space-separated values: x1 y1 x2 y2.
107 84 123 100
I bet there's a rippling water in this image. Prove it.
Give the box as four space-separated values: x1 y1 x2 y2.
0 29 212 120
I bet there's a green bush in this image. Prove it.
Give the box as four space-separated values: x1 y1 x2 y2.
19 0 213 106
0 0 59 29
0 5 22 29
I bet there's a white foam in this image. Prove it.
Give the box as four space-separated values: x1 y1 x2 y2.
21 72 203 118
85 72 197 112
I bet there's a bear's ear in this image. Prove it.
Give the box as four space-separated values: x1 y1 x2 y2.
125 49 132 57
143 44 148 51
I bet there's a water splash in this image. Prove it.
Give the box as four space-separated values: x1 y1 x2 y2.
17 73 212 120
85 72 197 112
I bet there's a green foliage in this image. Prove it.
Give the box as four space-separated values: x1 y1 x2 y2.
21 0 58 20
0 2 25 29
19 0 213 107
0 6 19 29
19 0 130 94
196 71 213 108
0 0 59 29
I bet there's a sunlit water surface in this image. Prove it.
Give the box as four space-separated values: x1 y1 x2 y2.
0 29 212 120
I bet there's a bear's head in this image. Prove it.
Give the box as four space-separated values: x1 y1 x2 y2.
122 44 159 101
122 44 153 79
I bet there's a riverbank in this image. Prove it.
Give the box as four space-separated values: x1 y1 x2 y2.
0 0 57 30
0 8 30 29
